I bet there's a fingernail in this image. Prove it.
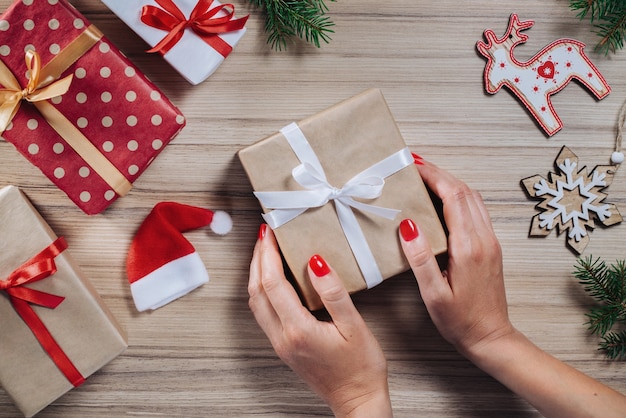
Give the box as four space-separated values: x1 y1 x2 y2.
412 152 424 165
309 254 331 277
400 219 419 241
258 223 267 240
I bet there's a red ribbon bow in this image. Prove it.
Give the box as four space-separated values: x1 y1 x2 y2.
1 237 85 387
141 0 248 57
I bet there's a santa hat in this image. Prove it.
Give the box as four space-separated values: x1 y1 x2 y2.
126 202 232 312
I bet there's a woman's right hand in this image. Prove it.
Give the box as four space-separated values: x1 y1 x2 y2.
400 158 626 418
399 159 514 356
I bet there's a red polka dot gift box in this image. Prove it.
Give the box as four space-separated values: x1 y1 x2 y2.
0 0 186 215
101 0 248 85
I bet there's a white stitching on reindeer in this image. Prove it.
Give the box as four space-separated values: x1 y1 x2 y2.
477 14 610 136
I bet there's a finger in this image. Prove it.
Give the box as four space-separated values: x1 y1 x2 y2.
417 159 496 243
248 225 281 339
307 254 364 337
416 160 476 238
248 225 265 292
415 159 463 200
463 189 488 233
259 226 310 325
399 218 451 301
472 190 495 233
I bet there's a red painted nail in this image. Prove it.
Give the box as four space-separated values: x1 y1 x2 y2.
258 224 267 240
412 152 424 165
309 254 331 277
399 219 419 241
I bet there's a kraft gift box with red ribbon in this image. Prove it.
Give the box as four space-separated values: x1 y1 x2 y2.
238 89 448 310
102 0 248 85
0 0 185 215
0 185 128 417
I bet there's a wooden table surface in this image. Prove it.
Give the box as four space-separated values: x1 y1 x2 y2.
2 0 626 416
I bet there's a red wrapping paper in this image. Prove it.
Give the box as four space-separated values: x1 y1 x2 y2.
0 0 185 214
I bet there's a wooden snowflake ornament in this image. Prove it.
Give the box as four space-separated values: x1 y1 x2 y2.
477 14 611 136
521 146 622 254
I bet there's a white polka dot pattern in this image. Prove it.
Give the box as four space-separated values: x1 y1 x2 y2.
54 167 65 178
0 0 186 214
102 141 114 152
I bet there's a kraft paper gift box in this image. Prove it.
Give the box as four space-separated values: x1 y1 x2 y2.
0 185 128 417
238 89 448 310
0 0 186 215
102 0 248 85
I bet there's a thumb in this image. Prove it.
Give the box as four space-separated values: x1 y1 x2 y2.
307 254 364 332
399 219 451 302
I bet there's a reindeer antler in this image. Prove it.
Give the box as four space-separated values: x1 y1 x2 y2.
477 13 534 58
508 14 534 43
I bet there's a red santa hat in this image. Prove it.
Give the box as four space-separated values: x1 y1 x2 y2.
126 202 232 312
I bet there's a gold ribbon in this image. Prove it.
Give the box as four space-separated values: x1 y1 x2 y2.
0 25 132 197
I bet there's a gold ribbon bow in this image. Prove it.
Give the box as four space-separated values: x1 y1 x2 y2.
0 26 132 197
0 50 73 133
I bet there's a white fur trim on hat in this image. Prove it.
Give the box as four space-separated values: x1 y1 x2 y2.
130 252 208 312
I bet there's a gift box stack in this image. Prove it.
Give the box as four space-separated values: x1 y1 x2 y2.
0 0 251 412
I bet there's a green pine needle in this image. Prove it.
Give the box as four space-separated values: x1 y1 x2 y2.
248 0 336 51
570 0 626 54
574 256 626 360
599 330 626 360
570 0 622 22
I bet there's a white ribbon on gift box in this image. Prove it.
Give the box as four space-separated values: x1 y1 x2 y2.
254 122 414 289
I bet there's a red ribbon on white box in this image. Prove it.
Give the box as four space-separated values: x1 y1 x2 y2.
140 0 248 57
254 122 413 289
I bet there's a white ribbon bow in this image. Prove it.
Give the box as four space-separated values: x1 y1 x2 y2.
254 122 413 289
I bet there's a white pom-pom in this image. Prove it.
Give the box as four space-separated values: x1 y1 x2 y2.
611 151 624 165
210 210 232 235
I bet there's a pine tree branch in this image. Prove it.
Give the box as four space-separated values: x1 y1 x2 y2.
585 304 620 335
595 11 626 54
574 256 626 360
570 0 621 22
600 330 626 360
575 256 612 302
248 0 336 50
570 0 626 53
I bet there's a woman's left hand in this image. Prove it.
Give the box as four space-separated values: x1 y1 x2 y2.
248 224 392 418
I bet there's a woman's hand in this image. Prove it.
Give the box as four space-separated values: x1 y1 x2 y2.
400 159 626 418
399 159 514 356
248 224 392 418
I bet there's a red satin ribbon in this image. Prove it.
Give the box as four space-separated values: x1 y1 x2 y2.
141 0 248 57
1 237 85 387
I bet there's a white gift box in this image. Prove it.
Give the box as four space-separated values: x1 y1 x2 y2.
102 0 247 84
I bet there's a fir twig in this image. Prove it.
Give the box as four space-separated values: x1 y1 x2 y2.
248 0 336 51
570 0 626 54
569 0 622 22
600 330 626 360
574 256 626 360
594 11 626 54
